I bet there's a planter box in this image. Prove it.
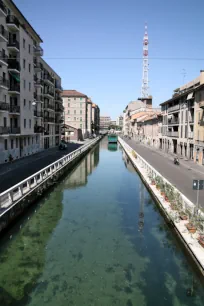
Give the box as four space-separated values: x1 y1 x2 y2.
198 236 204 248
151 181 156 185
164 196 169 202
161 192 165 196
185 223 197 234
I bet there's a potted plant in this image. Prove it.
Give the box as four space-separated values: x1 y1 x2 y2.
185 222 197 234
155 176 161 190
164 183 172 202
160 179 165 196
148 172 156 185
132 150 137 159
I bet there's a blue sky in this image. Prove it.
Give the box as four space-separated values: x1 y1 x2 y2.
15 0 204 119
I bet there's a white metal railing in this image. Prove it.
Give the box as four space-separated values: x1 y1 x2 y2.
0 137 101 212
167 131 179 137
118 137 204 222
188 132 194 139
168 104 180 113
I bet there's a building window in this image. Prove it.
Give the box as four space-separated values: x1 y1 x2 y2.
80 117 82 121
29 82 31 91
24 80 26 89
4 139 7 150
80 98 82 100
74 117 76 121
181 126 183 138
24 138 26 146
68 110 70 114
32 137 34 144
3 117 7 127
28 44 31 53
23 39 25 48
29 101 31 109
11 139 14 149
74 98 76 100
80 110 82 115
28 137 30 145
80 124 82 128
198 130 200 141
68 99 70 101
29 63 31 72
74 110 76 114
23 59 26 69
24 119 26 128
24 99 26 106
16 138 18 148
29 119 31 128
68 103 70 107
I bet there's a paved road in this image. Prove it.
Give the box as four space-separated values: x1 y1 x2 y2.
121 137 204 209
0 143 82 193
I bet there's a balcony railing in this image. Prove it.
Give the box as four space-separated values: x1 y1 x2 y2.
10 105 20 113
7 39 19 50
0 126 20 134
0 25 8 40
44 103 55 110
55 117 63 124
44 74 54 84
167 131 179 137
33 45 43 56
9 83 20 92
55 83 63 91
0 0 7 15
188 132 194 139
34 125 44 133
0 77 9 88
0 51 8 63
34 92 43 102
0 102 9 111
34 78 44 86
6 15 20 28
168 118 179 125
44 117 55 123
34 110 43 117
55 105 64 112
8 59 20 71
44 89 55 97
55 95 62 102
168 104 180 113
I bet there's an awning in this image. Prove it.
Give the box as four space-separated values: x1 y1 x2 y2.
9 71 20 82
187 92 194 100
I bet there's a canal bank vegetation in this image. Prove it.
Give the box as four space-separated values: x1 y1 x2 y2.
119 137 204 276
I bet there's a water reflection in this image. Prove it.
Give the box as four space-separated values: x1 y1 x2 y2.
64 146 100 189
108 143 118 151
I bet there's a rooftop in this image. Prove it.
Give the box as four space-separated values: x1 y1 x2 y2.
62 90 87 98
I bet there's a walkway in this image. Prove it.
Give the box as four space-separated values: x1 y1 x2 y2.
121 137 204 209
0 142 82 193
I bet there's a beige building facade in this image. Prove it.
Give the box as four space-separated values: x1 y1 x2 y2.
100 116 111 130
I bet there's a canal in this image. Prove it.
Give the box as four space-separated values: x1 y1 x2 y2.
0 137 204 306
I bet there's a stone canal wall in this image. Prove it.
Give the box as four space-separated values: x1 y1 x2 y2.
0 137 102 235
118 137 204 276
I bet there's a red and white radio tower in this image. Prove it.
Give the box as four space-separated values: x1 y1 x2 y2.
141 23 149 98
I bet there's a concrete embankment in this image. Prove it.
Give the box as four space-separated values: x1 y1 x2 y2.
0 137 102 235
118 137 204 277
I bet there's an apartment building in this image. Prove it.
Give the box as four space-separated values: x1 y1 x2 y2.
34 58 63 149
160 70 204 163
92 103 100 134
116 115 123 129
62 90 89 138
100 116 111 130
0 0 43 163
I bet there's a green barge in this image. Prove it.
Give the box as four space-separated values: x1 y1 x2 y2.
108 134 118 143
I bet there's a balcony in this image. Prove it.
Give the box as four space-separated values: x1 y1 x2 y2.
34 110 43 117
8 83 20 94
33 45 43 57
55 117 63 124
55 105 64 113
44 116 55 123
6 15 19 31
8 59 20 73
55 94 62 102
199 101 204 109
0 77 9 89
44 89 55 99
34 77 44 87
0 102 9 112
0 0 7 17
188 132 194 139
44 73 54 85
55 83 63 92
168 104 180 113
7 39 19 52
44 102 55 111
167 131 179 137
0 126 20 135
10 105 20 114
0 51 8 66
168 118 179 125
34 60 43 72
34 125 44 133
34 93 43 102
0 25 8 42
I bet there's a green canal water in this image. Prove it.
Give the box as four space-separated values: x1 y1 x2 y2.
0 137 204 306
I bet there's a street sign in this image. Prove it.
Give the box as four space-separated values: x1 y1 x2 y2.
193 180 204 190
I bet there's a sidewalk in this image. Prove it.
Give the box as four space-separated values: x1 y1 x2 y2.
121 137 204 209
0 142 82 193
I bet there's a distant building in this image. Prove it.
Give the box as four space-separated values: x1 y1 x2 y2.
116 115 123 129
100 116 111 130
92 104 100 134
110 120 116 126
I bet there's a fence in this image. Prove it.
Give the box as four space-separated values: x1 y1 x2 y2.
0 137 101 211
119 137 204 229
